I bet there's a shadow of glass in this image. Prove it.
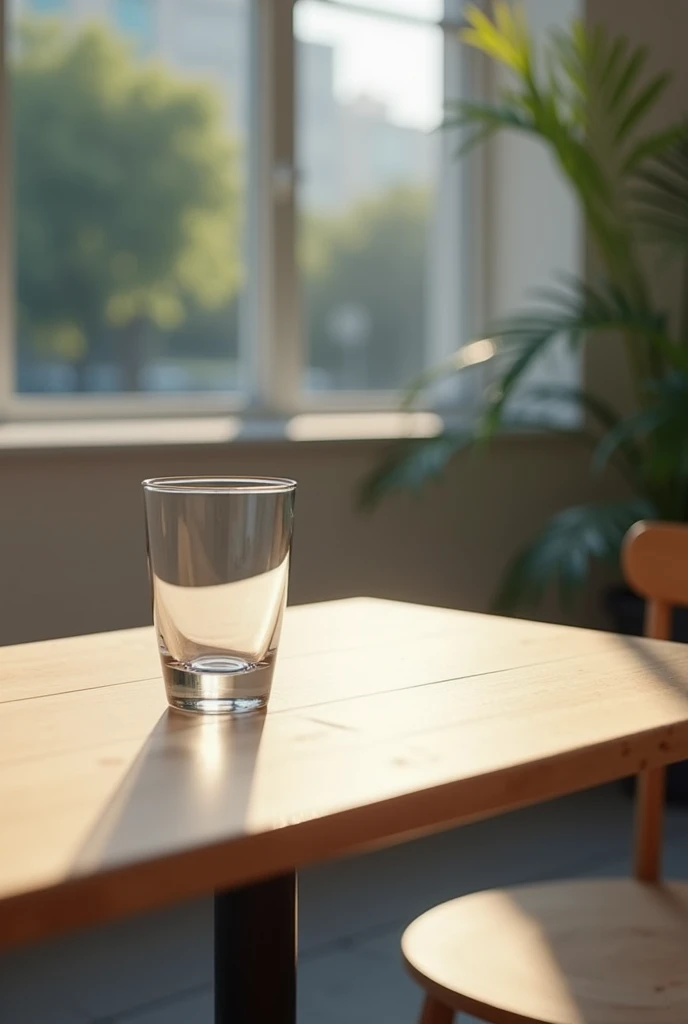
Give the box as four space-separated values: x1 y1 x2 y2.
72 709 266 877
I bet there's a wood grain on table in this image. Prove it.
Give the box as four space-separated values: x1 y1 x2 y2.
2 598 688 950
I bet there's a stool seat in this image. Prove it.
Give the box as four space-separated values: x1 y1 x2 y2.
402 879 688 1024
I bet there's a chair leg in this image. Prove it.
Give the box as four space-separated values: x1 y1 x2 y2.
420 995 454 1024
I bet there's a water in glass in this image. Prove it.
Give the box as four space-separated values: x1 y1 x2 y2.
143 477 296 714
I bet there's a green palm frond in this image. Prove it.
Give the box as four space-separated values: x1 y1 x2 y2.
391 273 671 448
493 497 657 611
522 383 621 431
592 373 688 520
595 373 688 459
634 137 688 249
360 406 616 511
360 432 475 509
396 273 676 444
361 402 597 509
481 276 676 436
593 407 664 474
551 20 671 152
443 100 538 157
401 337 496 410
519 383 641 481
455 13 614 209
623 126 688 176
461 2 531 76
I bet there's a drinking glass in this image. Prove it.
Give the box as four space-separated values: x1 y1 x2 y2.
143 476 296 714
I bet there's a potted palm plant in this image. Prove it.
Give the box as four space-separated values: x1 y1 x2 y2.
364 2 688 620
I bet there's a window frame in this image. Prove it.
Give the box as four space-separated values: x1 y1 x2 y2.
0 0 477 420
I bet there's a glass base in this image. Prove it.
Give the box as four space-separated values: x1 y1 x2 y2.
168 695 267 715
162 653 274 715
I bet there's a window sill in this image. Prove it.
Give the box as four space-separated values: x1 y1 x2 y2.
0 411 445 454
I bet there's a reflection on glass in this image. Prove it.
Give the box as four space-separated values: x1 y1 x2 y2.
296 0 442 391
153 567 291 668
10 0 247 394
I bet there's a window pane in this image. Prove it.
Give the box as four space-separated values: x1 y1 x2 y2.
296 0 443 392
10 0 247 395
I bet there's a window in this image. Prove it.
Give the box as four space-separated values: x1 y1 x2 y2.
4 0 470 413
296 2 444 392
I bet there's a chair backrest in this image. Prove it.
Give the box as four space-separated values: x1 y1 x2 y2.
621 520 688 882
623 521 688 639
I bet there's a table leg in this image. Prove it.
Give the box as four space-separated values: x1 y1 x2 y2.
214 871 297 1024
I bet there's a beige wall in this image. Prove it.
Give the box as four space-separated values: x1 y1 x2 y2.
0 434 616 645
587 0 688 119
585 0 688 410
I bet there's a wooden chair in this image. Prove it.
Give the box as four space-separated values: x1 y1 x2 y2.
402 520 688 1024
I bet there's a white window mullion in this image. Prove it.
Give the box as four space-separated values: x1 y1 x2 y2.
426 3 464 368
425 0 486 412
244 0 301 415
485 0 583 427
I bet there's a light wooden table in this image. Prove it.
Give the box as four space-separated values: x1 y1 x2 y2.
3 598 688 1023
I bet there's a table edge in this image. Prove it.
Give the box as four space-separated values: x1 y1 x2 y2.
0 720 683 953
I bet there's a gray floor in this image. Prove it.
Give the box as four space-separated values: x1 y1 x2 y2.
2 785 688 1024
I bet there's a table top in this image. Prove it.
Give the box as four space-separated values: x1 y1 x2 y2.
3 597 688 951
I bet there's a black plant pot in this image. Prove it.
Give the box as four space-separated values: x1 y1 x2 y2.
605 586 688 804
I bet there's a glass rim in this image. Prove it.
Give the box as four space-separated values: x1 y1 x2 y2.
142 476 297 495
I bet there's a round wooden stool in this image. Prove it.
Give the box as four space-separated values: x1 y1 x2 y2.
402 523 688 1024
403 879 688 1024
